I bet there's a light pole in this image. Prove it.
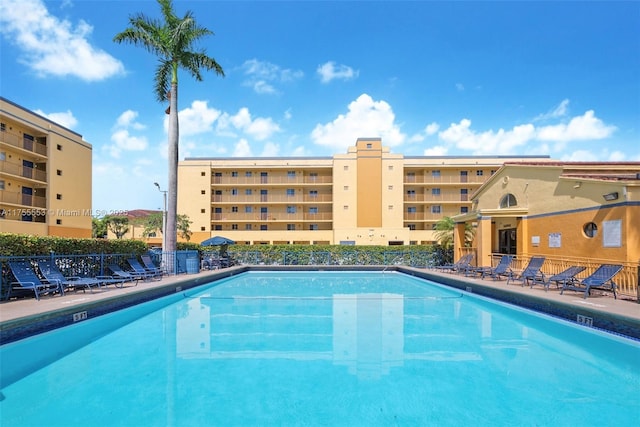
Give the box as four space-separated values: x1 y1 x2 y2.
154 182 168 255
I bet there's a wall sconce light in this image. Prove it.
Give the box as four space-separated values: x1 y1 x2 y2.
602 192 619 201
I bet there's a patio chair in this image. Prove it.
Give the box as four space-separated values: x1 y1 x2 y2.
507 256 546 286
531 265 586 291
7 260 63 301
435 253 474 274
108 264 143 285
127 258 162 280
560 264 623 299
141 254 164 276
472 255 515 280
37 259 100 294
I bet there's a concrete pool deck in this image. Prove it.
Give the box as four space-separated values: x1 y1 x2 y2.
1 265 639 344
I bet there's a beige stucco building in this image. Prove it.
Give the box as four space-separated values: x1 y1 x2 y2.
0 97 92 238
178 138 550 246
452 162 640 296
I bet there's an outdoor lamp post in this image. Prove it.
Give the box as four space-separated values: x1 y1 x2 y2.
154 182 168 253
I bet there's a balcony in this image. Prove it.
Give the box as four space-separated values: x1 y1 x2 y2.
404 175 485 185
211 212 333 222
404 193 470 202
211 175 332 186
0 161 47 183
212 194 332 203
0 130 47 158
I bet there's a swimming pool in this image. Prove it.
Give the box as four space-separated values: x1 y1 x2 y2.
1 271 638 426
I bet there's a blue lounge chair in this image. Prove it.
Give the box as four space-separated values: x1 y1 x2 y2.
37 259 101 293
507 256 546 286
7 261 63 301
435 253 474 274
472 255 515 280
561 264 623 299
127 258 161 280
140 255 164 276
108 264 142 285
531 265 586 291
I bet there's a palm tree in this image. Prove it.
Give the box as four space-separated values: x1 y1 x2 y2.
433 217 475 250
114 0 224 256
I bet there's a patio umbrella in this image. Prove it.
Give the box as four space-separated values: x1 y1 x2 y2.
201 236 235 246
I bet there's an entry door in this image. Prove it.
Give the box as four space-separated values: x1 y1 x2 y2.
260 207 268 220
21 187 33 221
498 228 517 254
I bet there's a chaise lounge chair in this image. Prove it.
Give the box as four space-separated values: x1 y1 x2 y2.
127 258 162 280
507 256 546 286
435 253 474 274
140 254 164 277
531 265 586 291
7 260 63 301
560 264 623 299
471 255 515 280
37 259 101 294
108 264 143 285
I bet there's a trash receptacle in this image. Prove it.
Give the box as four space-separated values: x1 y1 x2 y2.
186 258 199 274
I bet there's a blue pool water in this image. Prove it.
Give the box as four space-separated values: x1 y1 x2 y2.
1 271 638 426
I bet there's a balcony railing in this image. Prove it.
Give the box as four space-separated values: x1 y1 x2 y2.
404 193 471 202
0 190 47 208
212 194 332 203
0 130 47 157
211 175 332 185
404 175 485 184
0 162 47 182
211 212 333 222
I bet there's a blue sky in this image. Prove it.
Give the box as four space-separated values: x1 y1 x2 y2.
1 0 639 214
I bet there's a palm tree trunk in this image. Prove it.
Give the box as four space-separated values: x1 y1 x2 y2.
166 82 179 258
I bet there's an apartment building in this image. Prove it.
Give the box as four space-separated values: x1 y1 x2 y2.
179 138 550 245
0 97 92 237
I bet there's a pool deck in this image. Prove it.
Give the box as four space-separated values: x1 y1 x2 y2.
1 265 639 344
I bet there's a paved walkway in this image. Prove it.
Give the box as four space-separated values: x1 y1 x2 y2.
1 266 638 340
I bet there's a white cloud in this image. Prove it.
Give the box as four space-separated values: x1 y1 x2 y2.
0 0 124 81
536 110 616 142
311 94 405 150
317 61 359 83
175 100 221 137
217 107 280 141
534 99 570 121
439 119 536 155
233 138 252 157
261 142 280 157
34 109 78 129
109 129 148 158
115 110 145 130
425 122 440 136
424 146 449 156
241 59 303 94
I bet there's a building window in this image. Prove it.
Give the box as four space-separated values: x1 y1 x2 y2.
287 171 295 178
432 170 441 177
245 224 252 230
260 225 268 230
344 186 349 191
388 165 393 170
407 190 416 198
286 188 295 197
309 172 318 181
0 123 5 132
201 190 206 195
56 219 62 225
476 170 483 176
408 206 417 213
245 171 252 177
309 190 318 198
499 193 517 208
408 224 416 230
583 222 598 238
56 194 62 200
460 206 469 214
388 205 393 210
245 189 252 195
231 188 238 196
200 209 205 213
310 224 318 230
431 205 441 214
56 169 62 176
57 144 62 151
0 180 4 190
232 206 238 213
232 224 238 230
200 226 206 231
287 224 295 230
201 172 206 176
343 205 349 210
388 185 393 190
245 206 253 213
0 152 5 161
406 172 416 181
343 165 349 171
309 207 318 214
432 188 441 196
287 206 296 214
231 171 238 177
